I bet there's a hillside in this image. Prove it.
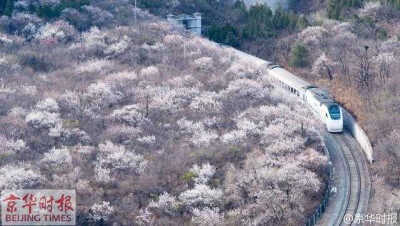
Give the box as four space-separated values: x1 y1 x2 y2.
130 0 400 217
0 1 329 225
269 0 400 215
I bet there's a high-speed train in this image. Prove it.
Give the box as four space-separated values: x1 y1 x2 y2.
215 43 343 133
267 64 343 133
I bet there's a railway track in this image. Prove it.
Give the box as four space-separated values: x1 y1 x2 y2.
329 132 370 226
225 44 372 226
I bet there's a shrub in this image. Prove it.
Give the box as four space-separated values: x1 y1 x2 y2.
36 98 59 113
110 105 146 127
192 207 224 226
289 43 309 68
25 110 61 130
40 147 72 172
0 136 26 155
35 20 77 43
0 164 41 189
190 163 216 184
81 5 114 27
298 26 328 47
148 192 179 216
57 91 81 116
179 183 223 208
89 201 114 222
85 81 122 109
182 171 197 184
19 51 52 72
104 35 130 56
97 141 147 174
189 92 222 114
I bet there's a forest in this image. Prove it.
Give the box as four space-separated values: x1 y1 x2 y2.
0 0 329 225
1 0 400 224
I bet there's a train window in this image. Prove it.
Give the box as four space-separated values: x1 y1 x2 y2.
329 105 341 120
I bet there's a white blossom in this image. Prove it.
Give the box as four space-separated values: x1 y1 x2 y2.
0 33 13 44
58 91 81 114
97 141 147 174
35 20 76 42
189 92 222 114
20 85 38 96
0 164 41 189
104 35 130 55
110 105 145 126
179 183 223 207
192 207 224 226
82 27 107 50
148 192 179 215
8 107 28 117
221 130 246 145
85 81 122 108
0 136 26 155
77 59 114 74
140 66 160 78
223 79 268 100
41 147 72 171
76 179 93 195
167 75 202 88
299 26 328 46
94 164 111 183
137 135 156 146
373 52 395 65
177 118 204 135
331 22 352 34
25 110 61 130
381 37 400 53
163 34 184 45
312 53 336 77
36 98 59 113
145 87 194 113
136 208 153 225
202 117 221 129
190 163 216 184
89 201 114 221
191 130 218 147
194 57 213 71
104 71 137 83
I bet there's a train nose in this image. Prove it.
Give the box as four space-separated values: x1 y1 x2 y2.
327 120 343 133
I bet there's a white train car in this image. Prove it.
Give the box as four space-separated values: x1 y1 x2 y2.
267 65 312 98
305 87 343 132
220 43 344 133
267 65 343 133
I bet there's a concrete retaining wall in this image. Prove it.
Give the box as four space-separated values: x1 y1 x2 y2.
342 109 374 163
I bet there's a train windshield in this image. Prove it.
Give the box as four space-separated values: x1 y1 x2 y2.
329 105 341 120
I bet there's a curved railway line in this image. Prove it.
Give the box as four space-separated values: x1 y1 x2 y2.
221 44 371 226
321 132 370 226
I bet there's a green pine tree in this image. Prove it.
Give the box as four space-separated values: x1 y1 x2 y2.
3 0 15 16
327 0 342 20
289 43 309 68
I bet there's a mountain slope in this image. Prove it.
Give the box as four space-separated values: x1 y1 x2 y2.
0 1 328 225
